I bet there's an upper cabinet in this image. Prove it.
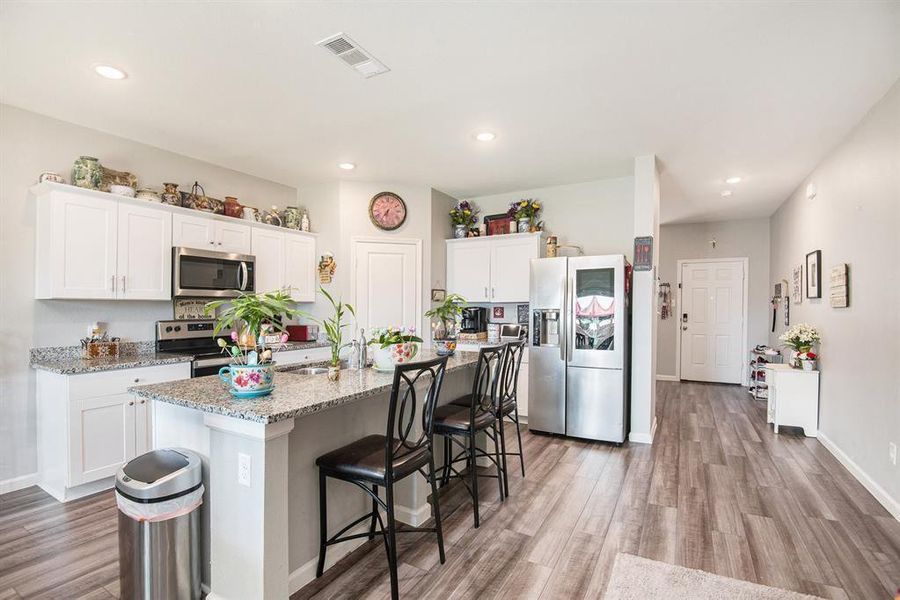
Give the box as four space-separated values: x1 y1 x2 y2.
35 187 171 300
251 228 316 302
173 213 251 254
446 232 543 303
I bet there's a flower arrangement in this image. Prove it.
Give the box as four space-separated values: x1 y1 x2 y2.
779 323 821 353
205 289 301 365
508 199 543 231
368 326 423 370
449 200 479 228
368 326 423 349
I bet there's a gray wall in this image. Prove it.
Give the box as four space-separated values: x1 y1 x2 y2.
0 105 297 484
656 218 771 378
466 177 636 259
769 81 900 510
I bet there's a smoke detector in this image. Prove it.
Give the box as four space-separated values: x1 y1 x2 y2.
316 33 390 78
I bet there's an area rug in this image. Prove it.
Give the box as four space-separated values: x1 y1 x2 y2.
604 553 824 600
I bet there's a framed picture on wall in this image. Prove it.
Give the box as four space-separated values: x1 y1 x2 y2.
806 250 822 298
484 213 514 236
792 265 803 304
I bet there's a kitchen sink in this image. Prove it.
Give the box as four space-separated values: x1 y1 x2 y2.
285 366 330 376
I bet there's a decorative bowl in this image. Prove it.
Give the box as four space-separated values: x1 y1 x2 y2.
39 171 65 184
433 339 457 356
219 363 275 394
110 184 136 197
136 188 161 202
372 342 420 371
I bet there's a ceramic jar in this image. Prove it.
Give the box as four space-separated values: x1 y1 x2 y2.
39 171 65 184
218 363 275 395
72 156 102 189
242 206 259 221
224 196 242 218
433 339 457 356
546 235 558 257
283 206 301 229
517 217 530 233
301 212 310 232
453 224 467 239
161 183 181 206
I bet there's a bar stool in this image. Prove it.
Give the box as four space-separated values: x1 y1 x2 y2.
434 344 506 528
495 338 527 497
315 356 449 600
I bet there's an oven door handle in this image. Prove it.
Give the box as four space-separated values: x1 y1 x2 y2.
239 262 249 291
193 356 233 369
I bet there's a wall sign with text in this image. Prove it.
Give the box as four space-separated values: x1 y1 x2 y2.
633 236 654 271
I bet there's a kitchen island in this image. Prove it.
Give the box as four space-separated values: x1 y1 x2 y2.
130 350 479 600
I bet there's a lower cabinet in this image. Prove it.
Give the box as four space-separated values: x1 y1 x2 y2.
37 362 190 502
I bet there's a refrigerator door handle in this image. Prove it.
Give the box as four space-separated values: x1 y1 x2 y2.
559 278 567 362
567 275 575 361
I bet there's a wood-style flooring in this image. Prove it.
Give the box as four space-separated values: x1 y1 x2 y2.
1 382 898 599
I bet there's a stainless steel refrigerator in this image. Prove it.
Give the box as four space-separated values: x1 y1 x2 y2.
528 255 631 442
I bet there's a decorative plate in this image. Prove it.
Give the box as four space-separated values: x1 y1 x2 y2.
369 192 407 231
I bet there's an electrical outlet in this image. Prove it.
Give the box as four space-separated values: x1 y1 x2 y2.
238 453 252 487
889 442 897 466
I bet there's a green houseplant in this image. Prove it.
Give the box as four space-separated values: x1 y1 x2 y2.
367 327 423 370
424 293 466 355
299 287 356 381
205 289 301 396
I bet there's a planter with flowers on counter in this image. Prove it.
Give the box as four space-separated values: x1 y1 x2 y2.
368 327 423 371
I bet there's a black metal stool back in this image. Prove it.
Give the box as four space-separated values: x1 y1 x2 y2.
496 338 527 496
469 343 506 420
385 356 448 478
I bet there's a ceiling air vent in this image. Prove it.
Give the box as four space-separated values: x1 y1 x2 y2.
316 32 390 79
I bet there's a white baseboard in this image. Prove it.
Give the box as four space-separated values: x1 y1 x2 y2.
0 472 38 496
656 374 679 382
817 432 900 521
394 502 432 527
629 416 658 445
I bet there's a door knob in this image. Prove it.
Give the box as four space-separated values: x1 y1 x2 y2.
682 325 688 331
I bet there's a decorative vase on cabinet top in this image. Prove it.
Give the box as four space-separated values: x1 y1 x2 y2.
72 156 102 190
453 224 467 239
283 206 301 229
161 182 181 206
224 196 243 218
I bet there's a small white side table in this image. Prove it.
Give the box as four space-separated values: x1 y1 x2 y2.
765 363 820 437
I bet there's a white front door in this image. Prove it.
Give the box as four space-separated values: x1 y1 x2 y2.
680 260 745 384
353 239 420 333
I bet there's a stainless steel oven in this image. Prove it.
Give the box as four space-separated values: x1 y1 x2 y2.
172 247 255 298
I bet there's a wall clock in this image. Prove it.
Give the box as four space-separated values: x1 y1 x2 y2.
369 192 407 231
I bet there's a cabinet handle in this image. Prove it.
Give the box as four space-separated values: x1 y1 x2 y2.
492 287 495 298
140 399 146 404
484 286 488 299
111 276 116 293
209 240 215 245
128 401 135 406
133 378 140 383
121 275 126 293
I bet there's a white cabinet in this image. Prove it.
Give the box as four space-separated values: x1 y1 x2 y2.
765 364 819 437
117 202 172 300
37 362 190 502
34 187 172 300
251 228 317 302
173 213 251 254
446 232 542 303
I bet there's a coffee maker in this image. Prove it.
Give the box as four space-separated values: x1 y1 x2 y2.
460 307 487 333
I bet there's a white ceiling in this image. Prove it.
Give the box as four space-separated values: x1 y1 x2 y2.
1 2 898 224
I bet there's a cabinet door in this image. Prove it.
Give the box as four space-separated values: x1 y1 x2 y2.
252 228 284 293
117 203 172 300
284 233 316 302
446 240 491 302
69 393 134 486
490 236 538 302
48 192 118 299
172 213 215 250
215 221 252 254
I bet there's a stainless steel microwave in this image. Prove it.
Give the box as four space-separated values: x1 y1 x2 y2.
172 247 255 298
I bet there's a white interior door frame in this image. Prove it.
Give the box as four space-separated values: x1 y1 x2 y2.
350 235 422 330
675 257 749 386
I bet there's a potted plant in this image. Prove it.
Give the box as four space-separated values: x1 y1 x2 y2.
508 199 543 232
299 287 356 381
797 350 818 371
368 327 423 371
205 289 300 397
450 200 479 238
779 323 821 368
424 293 466 355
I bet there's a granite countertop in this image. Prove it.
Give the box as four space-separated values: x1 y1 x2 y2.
30 341 192 375
30 340 330 375
129 350 478 424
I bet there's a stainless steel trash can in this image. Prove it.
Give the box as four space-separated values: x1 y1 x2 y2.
116 448 203 600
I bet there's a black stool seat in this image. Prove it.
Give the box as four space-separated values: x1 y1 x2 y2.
433 401 495 432
316 434 430 484
451 395 516 416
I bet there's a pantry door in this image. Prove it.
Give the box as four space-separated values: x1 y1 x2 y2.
678 258 748 384
352 238 421 335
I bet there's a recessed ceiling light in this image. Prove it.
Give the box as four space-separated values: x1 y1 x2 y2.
720 190 733 198
725 176 742 184
338 162 356 170
93 64 127 80
475 131 496 142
